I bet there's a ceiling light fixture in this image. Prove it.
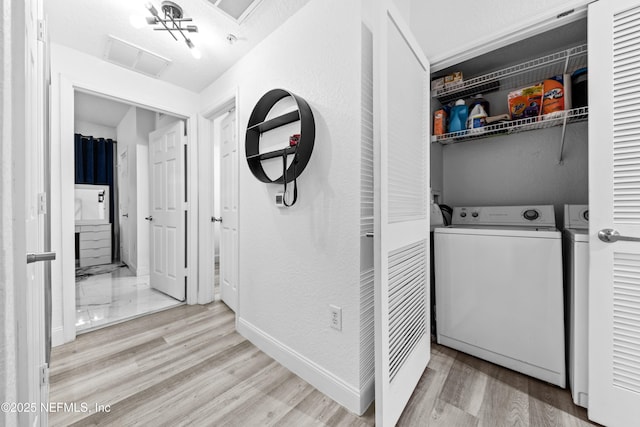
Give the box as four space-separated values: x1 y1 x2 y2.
137 1 201 58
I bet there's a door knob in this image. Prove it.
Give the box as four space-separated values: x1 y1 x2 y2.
598 228 640 243
145 216 153 221
26 252 56 264
122 213 128 217
211 217 222 223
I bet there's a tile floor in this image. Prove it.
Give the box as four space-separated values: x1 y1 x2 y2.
75 265 182 333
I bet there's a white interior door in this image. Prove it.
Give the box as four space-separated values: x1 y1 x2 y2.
220 111 238 312
589 1 640 425
149 121 186 301
24 0 48 424
118 147 130 265
373 3 431 426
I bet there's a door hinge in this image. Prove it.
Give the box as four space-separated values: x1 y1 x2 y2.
38 192 47 215
37 20 46 42
40 364 49 385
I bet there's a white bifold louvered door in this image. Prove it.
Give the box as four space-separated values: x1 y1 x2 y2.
149 120 186 301
372 2 430 426
589 1 640 425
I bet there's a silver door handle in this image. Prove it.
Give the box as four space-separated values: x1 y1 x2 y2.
211 217 222 223
598 228 640 243
122 213 128 217
26 252 56 264
145 216 153 221
365 233 374 238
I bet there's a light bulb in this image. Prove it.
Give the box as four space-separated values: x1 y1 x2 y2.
129 14 147 29
190 47 202 60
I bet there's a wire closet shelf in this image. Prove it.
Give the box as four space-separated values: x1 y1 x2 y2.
431 106 589 145
432 44 588 104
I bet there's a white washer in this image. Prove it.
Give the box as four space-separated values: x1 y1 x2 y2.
564 204 589 407
434 205 566 387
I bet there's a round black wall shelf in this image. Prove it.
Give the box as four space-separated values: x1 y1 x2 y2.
245 89 315 184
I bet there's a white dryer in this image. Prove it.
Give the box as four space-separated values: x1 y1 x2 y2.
434 205 565 387
564 204 589 407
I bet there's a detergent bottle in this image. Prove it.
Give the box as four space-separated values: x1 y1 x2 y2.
448 99 468 133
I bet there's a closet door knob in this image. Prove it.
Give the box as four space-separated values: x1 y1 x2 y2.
598 228 640 243
27 252 56 264
211 217 222 223
145 216 153 221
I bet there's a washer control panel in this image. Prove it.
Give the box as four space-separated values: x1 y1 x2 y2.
452 205 556 227
564 204 589 229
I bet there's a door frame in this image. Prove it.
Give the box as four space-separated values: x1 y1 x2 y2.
197 88 239 307
51 75 198 345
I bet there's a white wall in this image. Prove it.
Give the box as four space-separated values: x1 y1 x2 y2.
199 0 365 413
74 120 116 140
441 122 589 224
50 43 199 345
411 0 591 68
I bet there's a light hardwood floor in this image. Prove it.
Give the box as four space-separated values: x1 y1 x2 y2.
50 302 596 426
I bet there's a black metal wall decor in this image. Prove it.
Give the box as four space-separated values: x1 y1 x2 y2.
245 89 315 207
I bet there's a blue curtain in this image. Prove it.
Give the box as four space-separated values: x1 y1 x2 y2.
74 134 116 225
74 134 84 183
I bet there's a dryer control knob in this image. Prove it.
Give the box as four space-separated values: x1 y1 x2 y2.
472 212 479 218
523 209 540 221
460 212 467 218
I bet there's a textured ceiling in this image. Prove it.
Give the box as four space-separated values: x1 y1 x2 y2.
46 0 311 92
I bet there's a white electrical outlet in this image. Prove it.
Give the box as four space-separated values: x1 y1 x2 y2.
329 305 342 331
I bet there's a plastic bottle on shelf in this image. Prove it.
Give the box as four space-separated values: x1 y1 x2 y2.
467 102 488 132
448 100 468 133
469 94 490 116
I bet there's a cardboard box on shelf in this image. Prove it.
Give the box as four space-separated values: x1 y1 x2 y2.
444 71 464 89
431 77 445 91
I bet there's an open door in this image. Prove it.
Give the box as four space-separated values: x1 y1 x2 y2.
148 121 186 301
589 0 640 425
220 110 239 311
23 0 49 424
373 2 431 426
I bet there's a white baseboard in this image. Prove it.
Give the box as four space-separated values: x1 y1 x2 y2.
237 317 369 415
51 326 64 347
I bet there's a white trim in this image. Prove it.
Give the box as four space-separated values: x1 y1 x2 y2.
186 113 199 305
51 326 64 347
197 87 238 306
237 318 369 415
52 69 198 344
58 75 76 344
429 1 591 72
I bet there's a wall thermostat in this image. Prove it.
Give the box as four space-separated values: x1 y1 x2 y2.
275 192 285 208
